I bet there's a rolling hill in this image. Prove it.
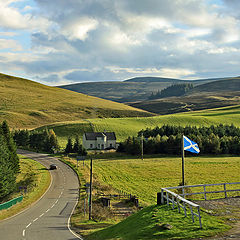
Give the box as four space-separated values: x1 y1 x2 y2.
58 76 223 103
130 77 240 114
0 73 153 128
38 104 240 147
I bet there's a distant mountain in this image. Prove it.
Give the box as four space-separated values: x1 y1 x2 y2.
59 76 225 103
0 73 153 129
130 77 240 114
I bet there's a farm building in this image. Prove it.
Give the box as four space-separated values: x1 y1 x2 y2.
82 132 117 150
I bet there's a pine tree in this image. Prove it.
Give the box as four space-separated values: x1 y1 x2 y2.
65 137 73 154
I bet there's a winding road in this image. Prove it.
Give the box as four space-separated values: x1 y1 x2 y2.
0 150 82 240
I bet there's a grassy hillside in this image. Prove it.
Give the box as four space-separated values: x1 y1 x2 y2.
58 76 217 103
130 77 240 114
40 104 240 147
87 204 229 240
0 73 153 128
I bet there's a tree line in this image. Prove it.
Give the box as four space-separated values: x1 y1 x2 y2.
117 124 240 155
65 136 87 156
13 128 59 153
0 121 19 200
149 83 194 100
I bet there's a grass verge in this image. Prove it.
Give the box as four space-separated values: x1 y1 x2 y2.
0 155 51 220
86 204 230 240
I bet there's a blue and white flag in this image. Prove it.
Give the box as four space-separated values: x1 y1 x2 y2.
183 136 200 154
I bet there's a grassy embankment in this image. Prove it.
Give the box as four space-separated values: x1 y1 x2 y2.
39 104 240 147
64 154 239 239
0 155 51 220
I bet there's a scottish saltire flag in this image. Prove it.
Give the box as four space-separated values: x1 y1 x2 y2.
183 136 200 154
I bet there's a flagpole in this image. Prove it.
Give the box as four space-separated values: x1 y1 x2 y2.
182 135 185 186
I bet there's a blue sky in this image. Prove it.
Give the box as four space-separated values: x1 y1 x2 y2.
0 0 240 85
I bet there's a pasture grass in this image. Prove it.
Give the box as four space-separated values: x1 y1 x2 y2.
0 73 151 129
86 155 240 205
40 104 240 147
0 155 51 220
66 154 236 239
86 204 230 240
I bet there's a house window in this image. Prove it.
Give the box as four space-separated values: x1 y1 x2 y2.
98 144 100 149
110 143 112 148
90 144 93 149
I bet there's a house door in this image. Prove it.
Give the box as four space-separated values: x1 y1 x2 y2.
101 144 104 149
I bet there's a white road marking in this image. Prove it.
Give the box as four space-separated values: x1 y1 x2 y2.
33 217 38 222
46 209 50 213
26 223 32 228
22 229 25 237
39 213 44 218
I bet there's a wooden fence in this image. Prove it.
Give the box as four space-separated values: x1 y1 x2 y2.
159 182 240 229
166 182 240 200
160 188 202 228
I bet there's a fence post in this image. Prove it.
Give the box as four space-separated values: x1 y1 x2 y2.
224 183 227 198
190 206 195 223
166 192 169 206
204 185 207 200
161 189 164 204
197 206 202 229
172 195 175 209
183 202 187 217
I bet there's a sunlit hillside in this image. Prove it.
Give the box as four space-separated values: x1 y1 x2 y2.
0 73 153 128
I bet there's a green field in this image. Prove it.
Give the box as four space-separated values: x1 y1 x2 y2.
40 104 240 147
86 155 240 205
66 154 238 239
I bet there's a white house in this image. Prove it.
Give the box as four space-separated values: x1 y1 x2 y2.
82 132 117 150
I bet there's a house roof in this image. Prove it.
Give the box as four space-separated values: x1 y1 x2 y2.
84 132 116 140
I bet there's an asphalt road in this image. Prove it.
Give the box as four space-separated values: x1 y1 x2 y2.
0 150 82 240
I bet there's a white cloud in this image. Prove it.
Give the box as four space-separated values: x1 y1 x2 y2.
0 39 23 51
61 17 98 41
1 0 240 84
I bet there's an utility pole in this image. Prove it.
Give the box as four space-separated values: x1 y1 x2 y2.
89 158 93 220
141 132 144 160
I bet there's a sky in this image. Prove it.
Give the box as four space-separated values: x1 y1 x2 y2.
0 0 240 85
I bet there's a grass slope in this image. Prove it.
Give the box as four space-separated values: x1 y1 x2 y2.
87 205 229 240
0 155 51 220
0 73 152 129
40 105 240 147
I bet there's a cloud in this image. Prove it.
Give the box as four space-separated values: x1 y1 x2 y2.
1 0 240 85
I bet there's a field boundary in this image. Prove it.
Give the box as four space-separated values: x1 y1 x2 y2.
166 182 240 200
159 182 240 229
160 188 202 228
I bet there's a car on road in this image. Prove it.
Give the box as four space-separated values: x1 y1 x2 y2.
49 164 57 170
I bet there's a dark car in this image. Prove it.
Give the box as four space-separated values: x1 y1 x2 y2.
49 164 57 170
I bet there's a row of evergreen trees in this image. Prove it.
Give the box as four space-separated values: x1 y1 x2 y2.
65 136 87 156
0 121 19 200
117 124 240 155
149 83 194 100
13 129 59 153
